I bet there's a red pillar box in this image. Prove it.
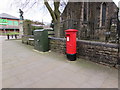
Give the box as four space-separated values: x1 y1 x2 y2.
65 29 78 61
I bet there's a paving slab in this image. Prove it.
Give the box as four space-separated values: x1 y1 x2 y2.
1 36 118 88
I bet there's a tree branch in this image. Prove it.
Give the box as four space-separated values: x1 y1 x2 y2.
54 1 60 20
54 1 60 10
44 0 57 22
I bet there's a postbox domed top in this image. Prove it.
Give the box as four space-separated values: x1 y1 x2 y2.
65 29 78 32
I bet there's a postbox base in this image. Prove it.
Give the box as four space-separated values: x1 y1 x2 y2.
66 54 76 61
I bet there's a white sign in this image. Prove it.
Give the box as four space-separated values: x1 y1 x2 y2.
0 23 7 25
67 37 70 41
29 38 34 40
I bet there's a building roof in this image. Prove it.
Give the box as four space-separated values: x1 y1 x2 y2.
0 13 19 20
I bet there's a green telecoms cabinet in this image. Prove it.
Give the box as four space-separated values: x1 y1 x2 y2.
34 29 49 52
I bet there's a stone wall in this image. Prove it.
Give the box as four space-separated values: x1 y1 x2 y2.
22 35 34 46
21 36 119 67
49 37 119 67
49 37 66 54
77 40 118 67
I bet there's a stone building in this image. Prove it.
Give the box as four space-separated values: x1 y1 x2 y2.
60 2 118 42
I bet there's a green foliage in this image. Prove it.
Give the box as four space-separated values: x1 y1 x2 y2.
23 19 32 23
23 19 44 35
6 32 19 35
32 26 43 30
24 19 44 25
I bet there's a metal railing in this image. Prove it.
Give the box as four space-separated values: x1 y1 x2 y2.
58 18 118 43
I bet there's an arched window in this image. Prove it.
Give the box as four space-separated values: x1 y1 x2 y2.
102 3 106 26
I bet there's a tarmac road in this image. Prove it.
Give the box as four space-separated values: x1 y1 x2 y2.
1 36 118 88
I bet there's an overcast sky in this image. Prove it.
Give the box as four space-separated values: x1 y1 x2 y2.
0 0 119 23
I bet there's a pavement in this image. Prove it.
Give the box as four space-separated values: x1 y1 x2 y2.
1 36 118 88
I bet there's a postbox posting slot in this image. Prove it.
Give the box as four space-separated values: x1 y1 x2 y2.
66 34 70 41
